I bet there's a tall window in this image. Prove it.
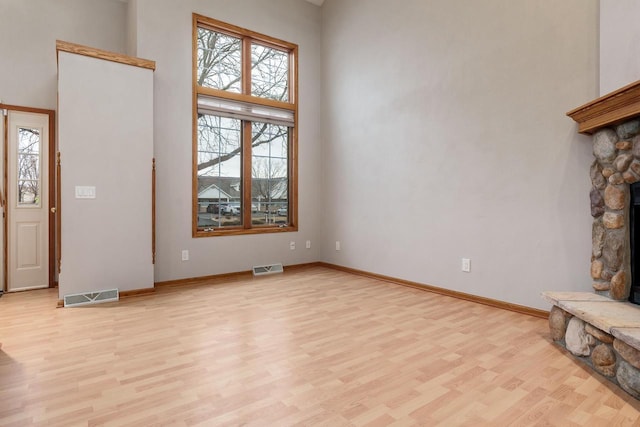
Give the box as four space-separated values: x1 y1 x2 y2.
193 14 298 236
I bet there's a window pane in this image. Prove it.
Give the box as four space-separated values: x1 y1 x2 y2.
251 43 289 102
197 115 242 229
197 28 242 93
17 180 39 205
18 128 40 153
18 154 39 180
17 128 41 207
251 122 288 225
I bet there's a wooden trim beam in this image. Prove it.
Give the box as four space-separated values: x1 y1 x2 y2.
196 86 295 112
0 104 54 115
567 79 640 134
193 225 298 238
56 40 156 71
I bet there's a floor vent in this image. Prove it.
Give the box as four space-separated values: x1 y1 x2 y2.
63 289 119 307
252 263 284 276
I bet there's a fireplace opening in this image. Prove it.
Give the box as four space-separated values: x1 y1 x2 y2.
630 182 640 304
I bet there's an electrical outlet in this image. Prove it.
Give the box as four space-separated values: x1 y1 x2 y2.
336 241 341 251
290 241 296 250
182 250 189 261
306 240 311 249
462 258 471 272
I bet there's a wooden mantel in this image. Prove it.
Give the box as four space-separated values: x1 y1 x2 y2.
567 80 640 135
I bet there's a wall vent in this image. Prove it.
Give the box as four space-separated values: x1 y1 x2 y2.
63 289 119 307
252 263 283 276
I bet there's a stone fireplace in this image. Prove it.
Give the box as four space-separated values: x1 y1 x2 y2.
588 120 639 302
543 80 640 400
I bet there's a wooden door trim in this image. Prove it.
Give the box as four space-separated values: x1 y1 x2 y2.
56 152 61 275
2 111 6 292
0 104 57 290
152 158 156 264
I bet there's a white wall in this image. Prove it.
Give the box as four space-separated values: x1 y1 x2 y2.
134 0 323 281
600 0 640 95
0 0 126 109
58 52 154 296
320 0 599 310
126 0 138 57
1 0 603 310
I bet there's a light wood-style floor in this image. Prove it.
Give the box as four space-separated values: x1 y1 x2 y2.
1 266 640 426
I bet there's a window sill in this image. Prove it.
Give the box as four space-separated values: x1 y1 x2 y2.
194 225 298 238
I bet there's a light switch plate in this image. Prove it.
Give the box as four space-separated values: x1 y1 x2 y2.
75 186 96 199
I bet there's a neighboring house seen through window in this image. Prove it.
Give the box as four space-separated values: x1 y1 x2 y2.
193 14 298 236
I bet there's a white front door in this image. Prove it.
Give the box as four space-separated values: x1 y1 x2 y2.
7 110 49 291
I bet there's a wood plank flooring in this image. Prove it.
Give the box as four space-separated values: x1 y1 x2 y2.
1 266 639 426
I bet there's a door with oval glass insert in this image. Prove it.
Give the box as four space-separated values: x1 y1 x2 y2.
7 110 49 291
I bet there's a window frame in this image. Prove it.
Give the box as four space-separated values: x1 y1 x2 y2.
192 14 298 237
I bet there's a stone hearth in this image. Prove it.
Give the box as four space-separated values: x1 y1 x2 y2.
542 81 640 400
542 291 640 398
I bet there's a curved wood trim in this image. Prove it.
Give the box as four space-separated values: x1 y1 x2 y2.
56 40 156 71
56 152 61 274
151 158 156 264
567 79 640 134
319 262 550 319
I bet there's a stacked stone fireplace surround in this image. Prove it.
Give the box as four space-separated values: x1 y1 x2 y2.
543 82 640 400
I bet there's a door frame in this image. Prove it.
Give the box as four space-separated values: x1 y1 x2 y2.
1 103 56 291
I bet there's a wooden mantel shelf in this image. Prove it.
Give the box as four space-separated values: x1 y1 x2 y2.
567 80 640 135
